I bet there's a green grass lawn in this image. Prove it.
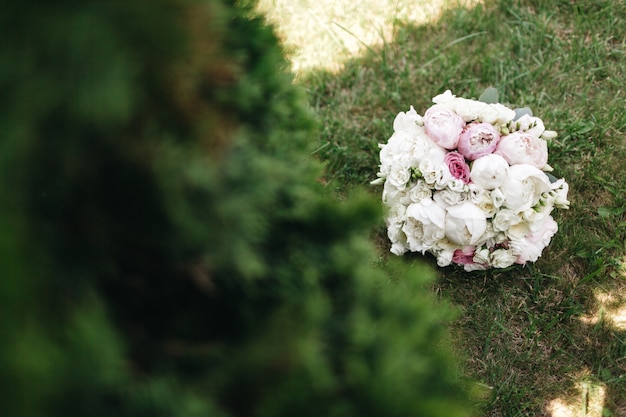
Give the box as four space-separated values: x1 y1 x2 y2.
259 0 626 415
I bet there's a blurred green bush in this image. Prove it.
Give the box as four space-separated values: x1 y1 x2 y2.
0 1 472 416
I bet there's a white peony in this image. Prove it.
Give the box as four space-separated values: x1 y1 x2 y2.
445 202 488 246
501 164 551 213
470 154 510 190
403 199 446 252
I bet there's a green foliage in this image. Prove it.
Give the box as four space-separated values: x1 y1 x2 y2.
0 0 471 416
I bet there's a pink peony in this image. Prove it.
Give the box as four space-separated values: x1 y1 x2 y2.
457 122 501 161
423 105 465 149
495 131 548 169
515 216 558 264
444 151 471 184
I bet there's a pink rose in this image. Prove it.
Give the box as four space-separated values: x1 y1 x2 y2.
423 105 465 149
444 151 471 184
495 131 548 169
457 122 501 161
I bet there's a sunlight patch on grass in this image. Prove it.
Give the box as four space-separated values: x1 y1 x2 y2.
257 0 483 73
546 377 607 417
580 287 626 331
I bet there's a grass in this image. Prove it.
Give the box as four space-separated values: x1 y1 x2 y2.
258 0 626 415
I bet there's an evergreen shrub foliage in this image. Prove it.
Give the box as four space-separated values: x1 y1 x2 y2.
0 0 472 416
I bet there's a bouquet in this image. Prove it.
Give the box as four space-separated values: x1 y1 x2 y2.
372 90 570 271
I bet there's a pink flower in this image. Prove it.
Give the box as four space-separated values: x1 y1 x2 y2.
457 122 501 161
452 246 476 265
444 151 471 184
515 216 558 264
495 131 548 169
423 105 465 149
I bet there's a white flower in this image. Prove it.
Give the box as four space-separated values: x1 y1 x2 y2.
510 114 545 137
432 90 456 104
433 189 467 208
408 180 432 203
490 248 517 268
402 199 446 252
486 103 517 125
408 129 439 165
473 247 491 265
448 178 467 193
501 164 551 213
470 154 510 190
393 106 423 133
550 178 570 209
445 202 488 246
388 164 412 190
377 91 568 271
383 179 409 206
419 159 449 188
467 183 485 204
476 192 497 217
386 207 408 256
491 188 506 208
433 238 459 267
492 208 522 232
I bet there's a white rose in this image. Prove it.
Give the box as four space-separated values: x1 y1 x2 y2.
501 164 551 213
473 247 491 265
408 180 432 203
467 183 485 204
419 160 448 187
433 189 467 208
476 222 499 247
451 98 489 122
445 202 488 246
476 192 497 217
470 154 510 190
491 187 506 208
383 179 409 205
388 164 411 189
448 178 467 193
492 208 522 232
435 249 454 267
433 238 459 267
402 199 446 252
486 103 516 125
490 248 517 268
